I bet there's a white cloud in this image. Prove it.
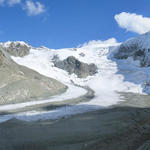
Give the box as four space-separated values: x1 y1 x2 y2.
0 0 5 5
114 12 150 34
0 0 46 16
8 0 21 6
78 38 119 47
24 0 45 16
0 0 21 6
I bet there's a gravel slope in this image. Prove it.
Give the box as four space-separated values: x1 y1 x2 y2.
0 48 67 105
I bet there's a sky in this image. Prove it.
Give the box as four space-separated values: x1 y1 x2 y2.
0 0 150 48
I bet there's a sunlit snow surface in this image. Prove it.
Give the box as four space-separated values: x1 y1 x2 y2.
1 40 150 123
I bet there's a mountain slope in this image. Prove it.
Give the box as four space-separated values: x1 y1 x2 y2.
114 31 150 67
113 31 150 94
0 46 67 105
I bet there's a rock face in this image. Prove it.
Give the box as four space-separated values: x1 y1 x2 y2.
137 141 150 150
114 32 150 67
0 48 67 105
53 56 97 78
0 50 5 65
0 41 31 57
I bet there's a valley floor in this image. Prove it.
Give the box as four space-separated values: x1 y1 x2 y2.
0 85 94 122
1 93 150 150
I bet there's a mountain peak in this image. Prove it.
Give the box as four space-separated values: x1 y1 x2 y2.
122 31 150 50
1 41 31 48
0 41 31 57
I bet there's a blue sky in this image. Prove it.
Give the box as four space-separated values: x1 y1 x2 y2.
0 0 150 48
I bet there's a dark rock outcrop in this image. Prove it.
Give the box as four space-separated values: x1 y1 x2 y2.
137 141 150 150
114 44 150 67
53 56 97 78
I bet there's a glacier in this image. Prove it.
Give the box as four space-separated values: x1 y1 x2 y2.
1 32 150 122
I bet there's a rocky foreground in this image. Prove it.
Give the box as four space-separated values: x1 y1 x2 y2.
1 102 150 150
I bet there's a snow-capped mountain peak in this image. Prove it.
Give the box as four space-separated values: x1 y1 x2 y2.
122 31 150 49
0 41 31 57
0 41 31 48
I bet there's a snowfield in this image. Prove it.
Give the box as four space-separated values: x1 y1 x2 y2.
1 36 150 123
